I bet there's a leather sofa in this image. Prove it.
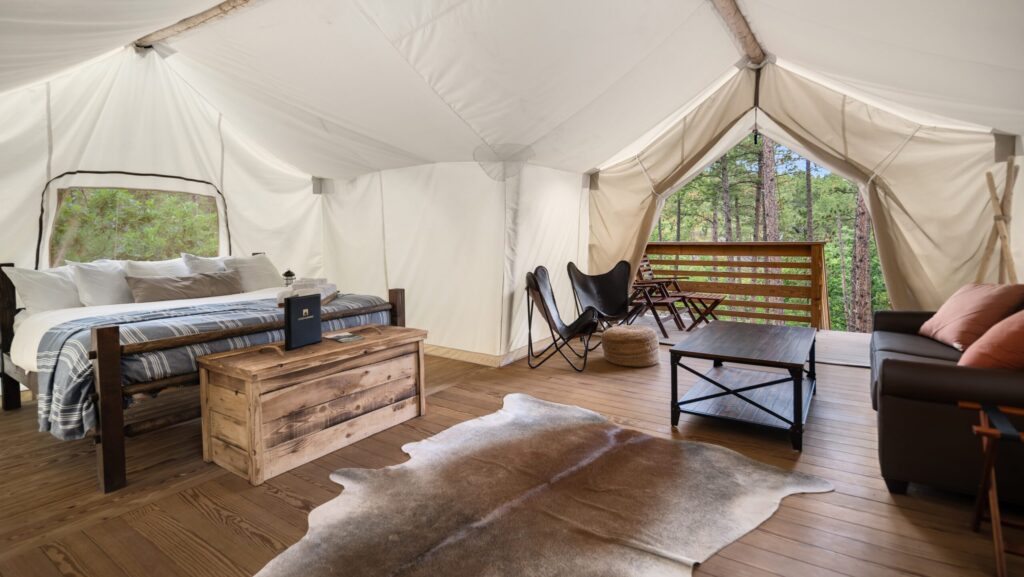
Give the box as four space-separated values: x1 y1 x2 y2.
871 311 1024 501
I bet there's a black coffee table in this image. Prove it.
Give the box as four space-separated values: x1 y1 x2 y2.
670 321 816 450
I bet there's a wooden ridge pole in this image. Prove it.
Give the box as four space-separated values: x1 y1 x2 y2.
710 0 766 65
135 0 252 48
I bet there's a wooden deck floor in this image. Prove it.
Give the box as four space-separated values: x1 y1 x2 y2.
1 334 1021 577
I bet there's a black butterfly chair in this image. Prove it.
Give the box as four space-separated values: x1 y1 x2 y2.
525 266 599 372
567 260 637 329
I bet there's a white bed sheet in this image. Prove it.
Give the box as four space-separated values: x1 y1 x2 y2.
11 287 283 372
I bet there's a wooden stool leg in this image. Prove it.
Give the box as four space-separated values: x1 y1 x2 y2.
972 412 997 532
988 464 1007 577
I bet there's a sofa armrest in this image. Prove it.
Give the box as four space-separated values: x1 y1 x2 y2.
873 311 935 335
879 359 1024 407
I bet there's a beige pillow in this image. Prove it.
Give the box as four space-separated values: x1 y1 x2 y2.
124 258 190 278
918 283 1024 351
181 253 227 274
222 254 282 292
126 271 244 303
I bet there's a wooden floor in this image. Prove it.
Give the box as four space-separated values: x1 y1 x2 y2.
1 334 1021 577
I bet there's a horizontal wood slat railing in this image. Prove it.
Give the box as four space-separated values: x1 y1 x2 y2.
645 242 830 329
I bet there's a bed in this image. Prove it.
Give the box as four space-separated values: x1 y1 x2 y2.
0 261 406 492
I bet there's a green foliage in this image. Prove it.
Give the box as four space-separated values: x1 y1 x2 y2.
650 134 891 331
50 187 219 265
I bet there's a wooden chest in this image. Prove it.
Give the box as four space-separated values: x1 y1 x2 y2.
197 325 427 485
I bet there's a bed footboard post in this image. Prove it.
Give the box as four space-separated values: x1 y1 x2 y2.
388 289 406 327
1 263 19 411
92 325 126 493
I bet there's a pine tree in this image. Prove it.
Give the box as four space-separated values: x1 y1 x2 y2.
850 193 873 332
805 159 813 241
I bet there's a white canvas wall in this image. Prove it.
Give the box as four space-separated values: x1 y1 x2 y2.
2 0 1023 364
0 84 47 269
0 48 321 276
504 165 589 357
320 162 587 364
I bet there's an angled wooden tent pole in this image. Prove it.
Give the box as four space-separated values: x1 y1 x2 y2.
710 0 766 65
998 156 1017 283
135 0 252 48
976 156 1018 283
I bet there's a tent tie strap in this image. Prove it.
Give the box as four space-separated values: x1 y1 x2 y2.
994 215 1010 223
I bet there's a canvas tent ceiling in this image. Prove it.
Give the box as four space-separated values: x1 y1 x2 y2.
0 0 1021 364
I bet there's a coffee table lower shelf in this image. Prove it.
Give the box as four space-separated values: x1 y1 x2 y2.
675 365 815 450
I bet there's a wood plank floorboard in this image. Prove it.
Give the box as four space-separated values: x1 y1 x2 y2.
0 333 1021 577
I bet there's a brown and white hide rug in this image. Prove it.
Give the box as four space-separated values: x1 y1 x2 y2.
257 393 832 577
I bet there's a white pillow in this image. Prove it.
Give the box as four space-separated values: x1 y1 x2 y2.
124 258 190 278
4 266 81 313
222 254 282 292
69 260 133 306
182 253 227 274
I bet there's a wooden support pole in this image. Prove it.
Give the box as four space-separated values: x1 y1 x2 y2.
135 0 252 48
710 0 766 65
999 159 1018 283
977 157 1018 284
388 289 406 327
92 326 127 493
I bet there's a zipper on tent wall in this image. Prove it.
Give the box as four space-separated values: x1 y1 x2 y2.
752 67 761 144
217 113 233 256
35 83 54 269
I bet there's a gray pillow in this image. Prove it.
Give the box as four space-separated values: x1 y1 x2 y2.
125 271 244 303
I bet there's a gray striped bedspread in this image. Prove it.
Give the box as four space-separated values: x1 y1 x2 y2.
36 294 389 440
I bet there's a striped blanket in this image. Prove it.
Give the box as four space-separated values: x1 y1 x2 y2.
36 294 389 440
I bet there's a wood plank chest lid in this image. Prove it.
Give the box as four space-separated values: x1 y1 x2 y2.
198 324 427 485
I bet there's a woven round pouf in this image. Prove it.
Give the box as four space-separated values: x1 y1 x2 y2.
602 325 659 367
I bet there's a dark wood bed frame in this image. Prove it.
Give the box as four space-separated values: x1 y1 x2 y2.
0 261 406 492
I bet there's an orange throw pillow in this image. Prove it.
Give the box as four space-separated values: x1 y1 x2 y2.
959 309 1024 370
919 283 1024 351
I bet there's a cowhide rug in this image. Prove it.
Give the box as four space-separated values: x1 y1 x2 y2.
257 394 832 577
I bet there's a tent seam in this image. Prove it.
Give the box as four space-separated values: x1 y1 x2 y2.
866 126 920 185
350 0 495 157
524 0 712 160
156 48 417 175
378 174 391 291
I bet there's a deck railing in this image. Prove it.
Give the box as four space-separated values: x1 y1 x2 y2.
644 242 830 329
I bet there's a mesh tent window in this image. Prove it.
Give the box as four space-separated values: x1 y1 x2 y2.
49 187 220 266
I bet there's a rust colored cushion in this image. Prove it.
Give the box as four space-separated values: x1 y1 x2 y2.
918 283 1024 351
959 310 1024 370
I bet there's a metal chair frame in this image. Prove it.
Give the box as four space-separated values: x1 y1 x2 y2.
525 290 595 372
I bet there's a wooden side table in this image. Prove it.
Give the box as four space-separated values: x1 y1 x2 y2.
198 324 427 485
959 401 1024 577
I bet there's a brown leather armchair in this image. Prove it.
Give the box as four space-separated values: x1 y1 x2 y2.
871 311 1024 501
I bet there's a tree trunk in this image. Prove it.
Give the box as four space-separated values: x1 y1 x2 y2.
734 196 740 239
805 159 814 241
712 195 720 242
675 192 682 242
753 154 762 242
720 161 732 241
761 137 779 242
850 193 873 332
759 137 780 319
836 215 851 328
